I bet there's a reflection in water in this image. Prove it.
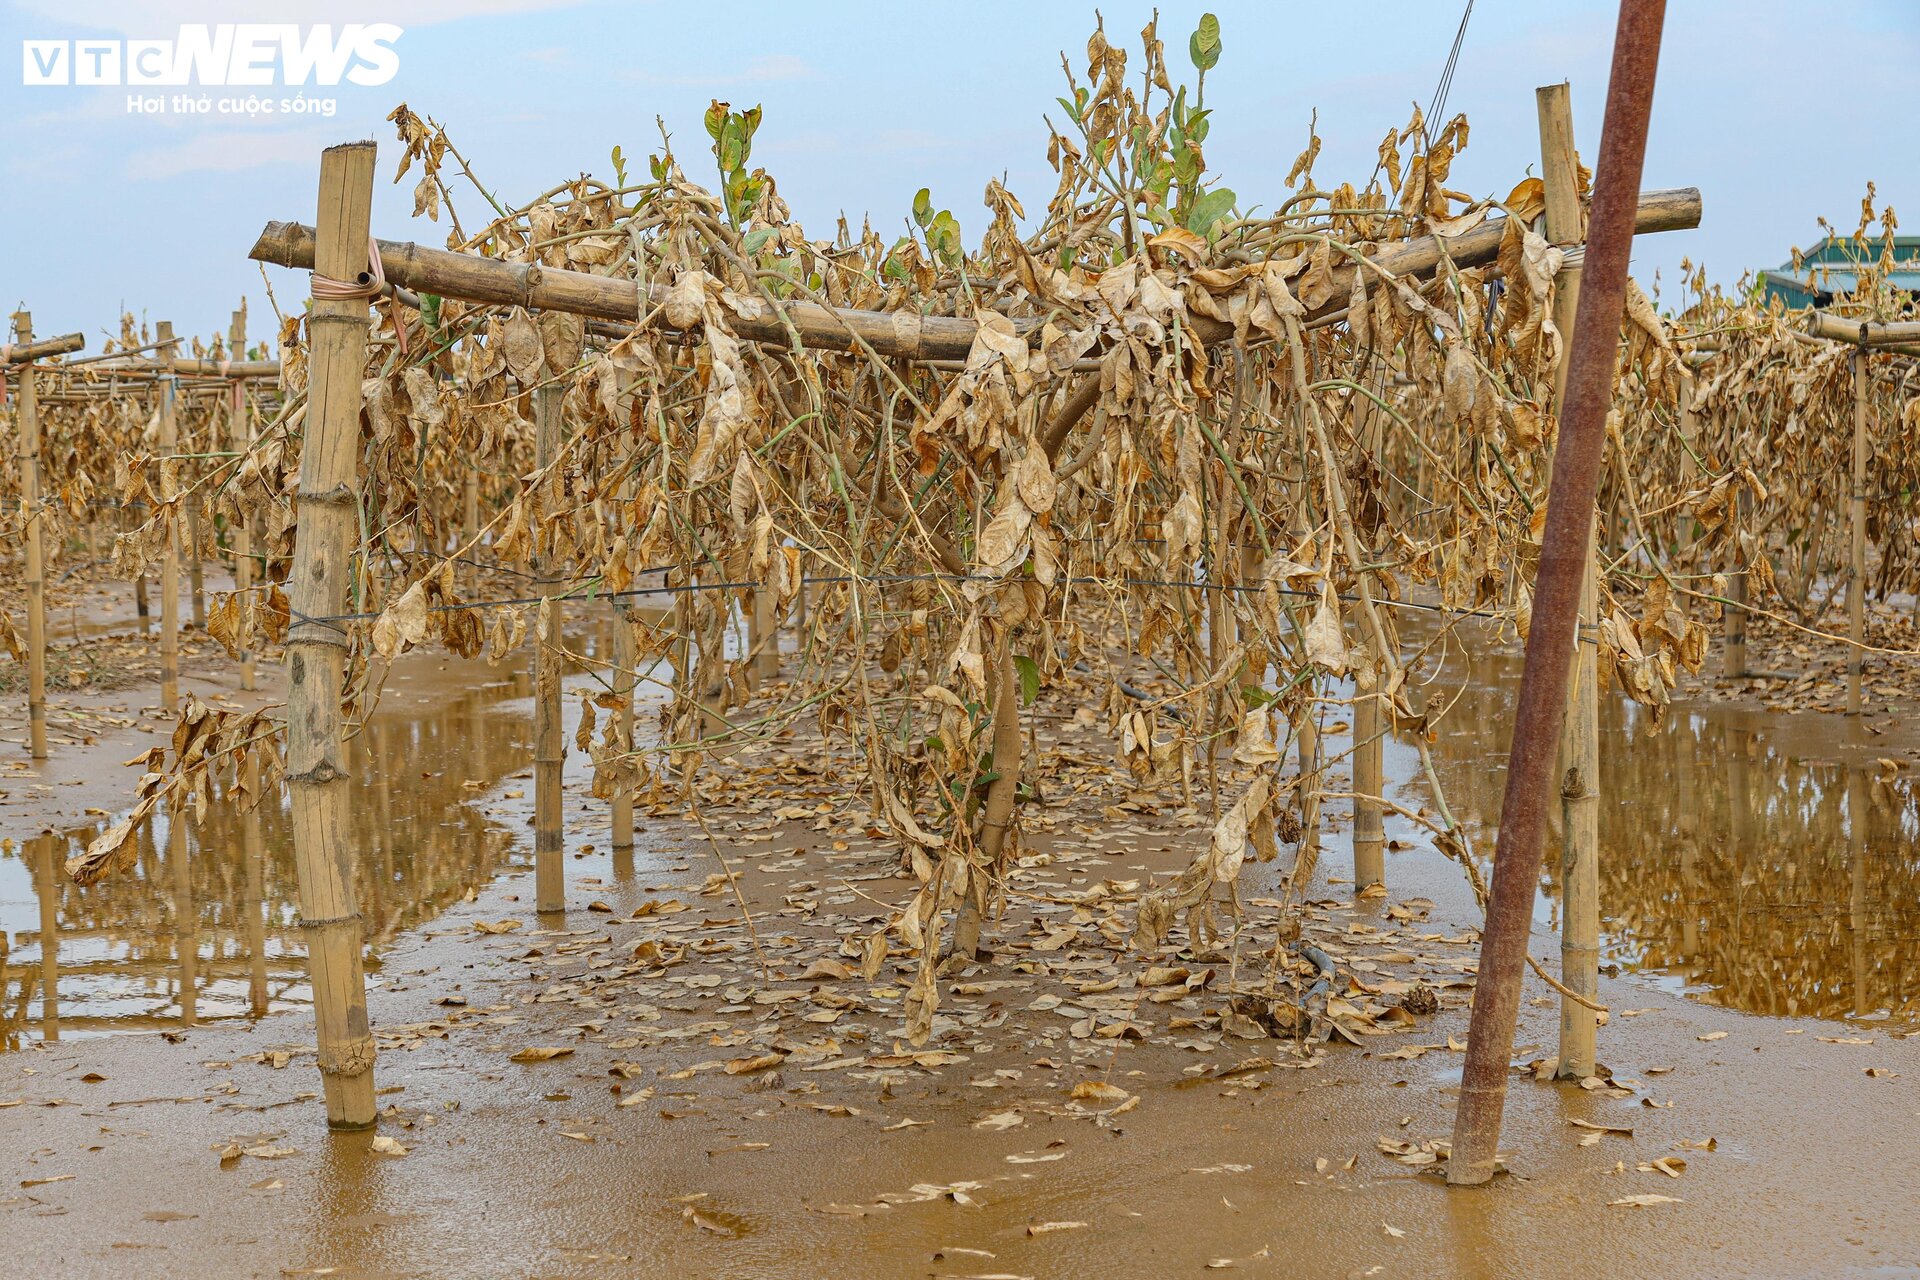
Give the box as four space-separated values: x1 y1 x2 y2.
1417 624 1920 1028
0 663 543 1047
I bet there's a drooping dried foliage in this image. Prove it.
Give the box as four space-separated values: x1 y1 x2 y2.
20 18 1914 1041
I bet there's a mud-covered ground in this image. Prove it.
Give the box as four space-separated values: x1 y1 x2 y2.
2 582 1918 1278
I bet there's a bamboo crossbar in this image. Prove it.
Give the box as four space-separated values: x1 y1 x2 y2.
1808 311 1920 347
249 187 1699 357
78 356 280 377
2 332 84 365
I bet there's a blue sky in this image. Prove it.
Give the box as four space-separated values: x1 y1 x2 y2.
3 0 1915 349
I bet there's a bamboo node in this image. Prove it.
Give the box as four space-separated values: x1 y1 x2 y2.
297 484 360 506
297 910 363 930
288 760 350 785
317 1034 377 1078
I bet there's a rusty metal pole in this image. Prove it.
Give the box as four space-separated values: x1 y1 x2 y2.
1447 0 1668 1186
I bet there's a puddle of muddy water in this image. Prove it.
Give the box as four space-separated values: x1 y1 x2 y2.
8 596 1915 1053
0 608 697 1049
1413 623 1920 1028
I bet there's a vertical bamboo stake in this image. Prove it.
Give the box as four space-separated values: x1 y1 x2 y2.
188 452 207 632
157 321 181 712
1847 762 1868 1012
611 598 636 854
13 312 48 761
1848 343 1867 715
131 498 151 632
1449 2 1665 1185
170 799 197 1026
1539 81 1601 1082
1724 410 1749 677
284 140 379 1130
752 582 779 686
230 309 256 692
533 383 566 914
35 833 60 1040
1351 405 1385 892
243 749 268 1017
1351 666 1384 890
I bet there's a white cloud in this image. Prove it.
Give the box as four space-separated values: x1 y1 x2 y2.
123 125 337 180
9 0 593 33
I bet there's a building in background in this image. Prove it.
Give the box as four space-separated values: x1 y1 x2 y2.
1758 235 1920 308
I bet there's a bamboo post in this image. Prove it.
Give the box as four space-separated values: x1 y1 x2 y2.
1352 660 1384 890
752 582 779 686
170 798 197 1026
230 310 256 692
1539 81 1602 1082
13 312 49 761
1848 343 1867 715
1724 410 1749 676
243 749 268 1017
1848 762 1868 1012
157 321 181 712
1449 2 1665 1186
35 833 60 1040
283 140 380 1130
1351 398 1386 892
187 418 207 631
533 383 566 914
611 597 636 854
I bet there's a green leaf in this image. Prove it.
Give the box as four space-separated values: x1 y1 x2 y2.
703 100 729 141
1056 95 1082 125
1013 655 1040 707
609 144 627 188
740 227 777 256
912 187 933 228
1185 186 1236 234
1190 13 1221 71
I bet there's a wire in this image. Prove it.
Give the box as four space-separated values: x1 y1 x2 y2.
1426 0 1475 130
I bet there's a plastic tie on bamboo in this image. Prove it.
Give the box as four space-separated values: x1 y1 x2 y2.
311 234 387 302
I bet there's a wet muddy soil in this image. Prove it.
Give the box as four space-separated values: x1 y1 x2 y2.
2 604 1918 1278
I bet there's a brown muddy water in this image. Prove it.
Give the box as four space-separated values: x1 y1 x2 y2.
1414 627 1920 1029
0 616 675 1049
4 616 1916 1052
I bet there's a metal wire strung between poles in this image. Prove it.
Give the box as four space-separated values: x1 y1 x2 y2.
279 569 1515 631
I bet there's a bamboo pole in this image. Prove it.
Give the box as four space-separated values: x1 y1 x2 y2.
12 312 49 761
157 321 181 713
611 598 636 854
187 416 207 632
35 833 60 1040
1538 82 1602 1082
1724 469 1749 678
1848 344 1867 715
1809 312 1920 345
954 626 1021 960
751 582 778 686
243 749 268 1017
248 188 1700 358
1449 1 1666 1186
230 310 257 692
1 331 83 364
170 798 197 1026
1351 660 1384 890
1350 390 1386 892
283 140 380 1130
610 444 637 855
533 383 566 914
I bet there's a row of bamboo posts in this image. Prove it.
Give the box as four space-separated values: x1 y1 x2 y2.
17 51 1896 1173
245 112 1705 1132
4 312 280 743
